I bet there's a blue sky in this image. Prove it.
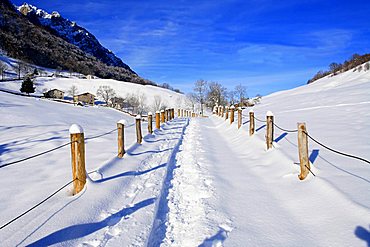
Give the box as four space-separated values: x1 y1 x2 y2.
12 0 370 96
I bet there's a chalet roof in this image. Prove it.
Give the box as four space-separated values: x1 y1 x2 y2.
76 92 96 97
47 88 64 93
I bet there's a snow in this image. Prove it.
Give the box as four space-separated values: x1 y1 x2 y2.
0 76 186 110
266 110 274 116
0 66 370 246
117 119 127 125
69 124 84 134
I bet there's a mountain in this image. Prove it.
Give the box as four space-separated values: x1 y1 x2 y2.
16 3 132 71
0 0 153 85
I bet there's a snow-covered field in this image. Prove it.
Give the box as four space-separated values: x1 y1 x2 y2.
0 67 369 246
0 77 186 111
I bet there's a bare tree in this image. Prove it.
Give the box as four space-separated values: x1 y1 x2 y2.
153 95 164 111
193 79 207 116
207 81 228 107
228 90 237 105
234 83 247 106
0 61 6 80
96 85 116 105
364 63 370 71
67 85 78 97
137 93 147 114
186 93 198 112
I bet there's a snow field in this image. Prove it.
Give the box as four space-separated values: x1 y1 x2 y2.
0 77 186 110
0 91 190 246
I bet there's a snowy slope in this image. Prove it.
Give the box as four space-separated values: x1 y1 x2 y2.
154 68 370 246
0 76 187 111
0 91 189 246
0 66 369 246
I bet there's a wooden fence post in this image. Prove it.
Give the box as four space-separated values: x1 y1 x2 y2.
221 106 224 118
117 120 126 158
266 111 274 150
160 110 165 123
148 112 153 134
178 108 180 118
297 123 310 180
181 109 184 117
136 115 142 144
238 107 242 129
230 106 235 124
249 109 255 136
172 109 175 119
156 111 160 129
69 124 86 195
225 106 229 120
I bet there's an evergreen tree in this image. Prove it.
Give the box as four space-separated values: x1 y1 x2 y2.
20 77 35 95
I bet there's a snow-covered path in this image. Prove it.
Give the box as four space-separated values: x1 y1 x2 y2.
159 116 370 246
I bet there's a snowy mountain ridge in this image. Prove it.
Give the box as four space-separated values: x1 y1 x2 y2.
17 3 132 71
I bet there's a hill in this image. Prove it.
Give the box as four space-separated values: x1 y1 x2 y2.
16 3 132 71
0 0 152 85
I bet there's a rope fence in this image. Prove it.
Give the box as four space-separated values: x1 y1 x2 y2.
213 105 370 180
0 107 194 231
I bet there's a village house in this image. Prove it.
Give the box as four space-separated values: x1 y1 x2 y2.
43 89 64 99
73 92 95 105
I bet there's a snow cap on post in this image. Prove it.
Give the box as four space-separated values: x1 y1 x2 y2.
249 109 254 113
156 110 160 114
69 124 83 134
266 111 274 117
117 119 127 125
160 110 164 113
238 107 242 110
148 112 153 116
230 105 235 109
136 114 142 119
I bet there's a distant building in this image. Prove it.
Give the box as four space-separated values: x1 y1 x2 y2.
109 96 125 109
43 89 64 99
73 92 95 105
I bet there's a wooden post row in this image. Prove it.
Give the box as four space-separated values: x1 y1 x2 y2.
156 111 160 129
148 112 153 134
160 110 165 123
297 123 310 180
225 106 229 120
136 115 142 144
230 106 235 124
238 107 242 129
266 111 274 150
249 110 255 136
69 124 86 195
117 120 126 158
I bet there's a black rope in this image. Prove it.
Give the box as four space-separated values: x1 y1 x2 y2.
304 131 370 165
0 178 77 230
305 165 316 177
0 141 73 169
273 123 298 133
254 116 266 123
85 128 117 141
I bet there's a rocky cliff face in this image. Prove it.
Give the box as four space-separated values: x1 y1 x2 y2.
17 3 132 71
0 0 154 85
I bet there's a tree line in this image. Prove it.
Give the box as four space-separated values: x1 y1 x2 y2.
189 79 261 114
307 53 370 84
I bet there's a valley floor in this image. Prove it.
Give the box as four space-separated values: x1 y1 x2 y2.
1 111 369 246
